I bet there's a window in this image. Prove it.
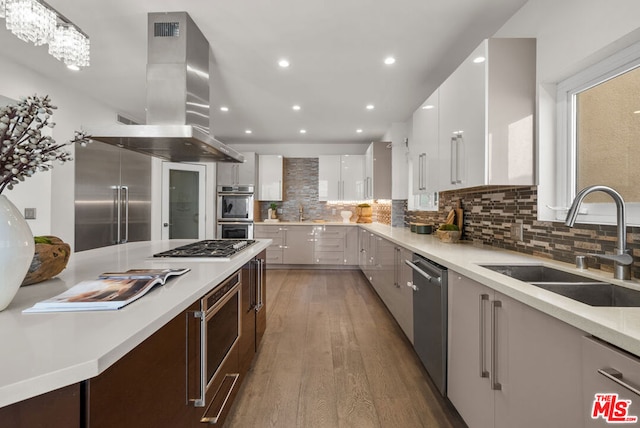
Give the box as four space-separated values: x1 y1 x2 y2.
556 41 640 226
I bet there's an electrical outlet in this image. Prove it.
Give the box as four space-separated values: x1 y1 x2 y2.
24 208 36 220
510 223 523 241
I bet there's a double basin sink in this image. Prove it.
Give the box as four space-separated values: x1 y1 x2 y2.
481 264 640 307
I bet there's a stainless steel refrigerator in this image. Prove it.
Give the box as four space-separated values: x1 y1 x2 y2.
75 141 152 252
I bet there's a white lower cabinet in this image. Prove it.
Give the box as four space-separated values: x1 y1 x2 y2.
281 226 315 264
254 225 283 264
447 271 583 428
582 336 640 427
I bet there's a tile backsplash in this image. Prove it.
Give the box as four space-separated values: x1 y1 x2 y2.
407 186 640 279
257 157 391 225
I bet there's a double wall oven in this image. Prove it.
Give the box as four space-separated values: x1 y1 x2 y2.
217 185 254 239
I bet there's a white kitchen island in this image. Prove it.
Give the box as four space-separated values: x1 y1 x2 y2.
0 239 271 410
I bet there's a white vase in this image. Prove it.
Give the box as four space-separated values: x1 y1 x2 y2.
0 195 34 311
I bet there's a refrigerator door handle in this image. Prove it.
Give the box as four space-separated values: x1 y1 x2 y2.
121 185 129 243
115 185 122 245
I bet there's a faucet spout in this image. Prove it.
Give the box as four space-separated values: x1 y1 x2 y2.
565 185 631 280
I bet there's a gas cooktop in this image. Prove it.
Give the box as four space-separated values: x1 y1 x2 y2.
153 239 256 259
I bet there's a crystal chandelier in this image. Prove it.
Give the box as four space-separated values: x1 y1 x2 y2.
5 0 56 45
0 0 90 69
49 25 90 70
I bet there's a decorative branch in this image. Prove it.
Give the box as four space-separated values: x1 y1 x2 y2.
0 95 91 194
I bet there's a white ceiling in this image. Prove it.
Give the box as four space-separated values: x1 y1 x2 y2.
0 0 528 145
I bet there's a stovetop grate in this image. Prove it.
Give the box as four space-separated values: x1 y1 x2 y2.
153 239 256 258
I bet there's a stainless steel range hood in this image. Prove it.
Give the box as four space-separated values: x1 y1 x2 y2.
88 12 244 163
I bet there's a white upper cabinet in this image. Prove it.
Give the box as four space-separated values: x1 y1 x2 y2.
217 152 256 185
318 155 365 201
411 89 439 194
438 38 536 191
364 142 392 199
318 155 341 201
340 155 365 200
257 155 283 201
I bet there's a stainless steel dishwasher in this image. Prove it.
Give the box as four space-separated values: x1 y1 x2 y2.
406 254 448 396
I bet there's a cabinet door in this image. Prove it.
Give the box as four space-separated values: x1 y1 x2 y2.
282 226 315 264
341 155 365 200
439 41 487 191
217 163 237 185
494 290 583 428
447 272 495 428
237 152 256 185
344 226 359 265
257 155 283 201
412 90 439 194
582 336 640 427
318 155 341 201
358 228 370 272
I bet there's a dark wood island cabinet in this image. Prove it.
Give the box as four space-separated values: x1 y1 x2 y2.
1 259 267 428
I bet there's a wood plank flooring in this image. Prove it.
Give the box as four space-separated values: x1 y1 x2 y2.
225 269 466 428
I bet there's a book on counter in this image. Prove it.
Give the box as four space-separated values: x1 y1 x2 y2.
22 268 190 313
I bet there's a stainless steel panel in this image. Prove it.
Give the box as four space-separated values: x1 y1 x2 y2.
75 141 151 252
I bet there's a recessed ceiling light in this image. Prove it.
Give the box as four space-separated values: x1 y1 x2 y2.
422 105 434 110
220 106 229 112
473 56 486 64
300 129 307 134
292 105 301 111
366 104 375 110
634 110 640 114
245 129 252 134
384 56 396 65
356 129 363 133
278 59 290 68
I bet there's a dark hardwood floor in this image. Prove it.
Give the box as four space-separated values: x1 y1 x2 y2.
225 269 467 428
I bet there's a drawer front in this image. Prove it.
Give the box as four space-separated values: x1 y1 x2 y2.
254 227 282 239
315 251 345 265
582 336 640 426
265 248 283 264
314 227 346 239
315 238 344 252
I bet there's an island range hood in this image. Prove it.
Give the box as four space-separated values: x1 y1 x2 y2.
88 12 243 163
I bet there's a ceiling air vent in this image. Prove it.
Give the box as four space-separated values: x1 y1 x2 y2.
154 22 180 37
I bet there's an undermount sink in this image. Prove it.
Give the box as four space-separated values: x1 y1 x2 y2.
480 264 640 307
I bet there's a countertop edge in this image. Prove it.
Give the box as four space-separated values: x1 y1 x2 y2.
0 239 271 408
359 223 640 357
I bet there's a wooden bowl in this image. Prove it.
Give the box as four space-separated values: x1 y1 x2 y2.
436 229 461 243
21 236 70 286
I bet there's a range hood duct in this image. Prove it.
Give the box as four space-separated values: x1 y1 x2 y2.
88 12 243 163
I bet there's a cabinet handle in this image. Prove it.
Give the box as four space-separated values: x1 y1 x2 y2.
187 310 205 406
404 259 441 284
450 136 457 185
490 299 502 390
200 373 240 424
598 368 640 396
479 294 489 378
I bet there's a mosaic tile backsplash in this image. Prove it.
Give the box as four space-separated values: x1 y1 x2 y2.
407 186 640 279
257 158 391 225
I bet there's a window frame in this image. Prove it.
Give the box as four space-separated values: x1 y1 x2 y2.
555 40 640 226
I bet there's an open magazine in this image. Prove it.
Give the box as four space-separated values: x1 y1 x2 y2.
22 268 190 313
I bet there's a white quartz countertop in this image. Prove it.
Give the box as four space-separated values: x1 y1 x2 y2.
255 220 358 225
0 239 271 408
360 223 640 359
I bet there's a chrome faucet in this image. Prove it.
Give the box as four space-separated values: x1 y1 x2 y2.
565 185 633 280
298 204 305 222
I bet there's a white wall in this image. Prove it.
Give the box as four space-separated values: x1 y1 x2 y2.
0 59 116 245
